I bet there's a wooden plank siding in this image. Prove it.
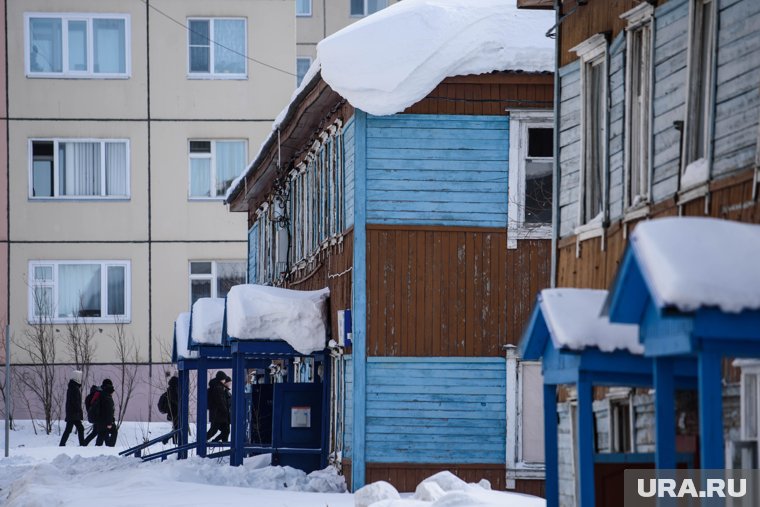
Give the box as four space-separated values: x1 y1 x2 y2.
404 73 554 115
365 114 509 228
608 33 626 222
558 0 666 67
344 116 356 229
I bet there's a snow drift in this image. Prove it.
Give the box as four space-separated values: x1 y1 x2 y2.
174 312 197 359
191 298 226 345
226 285 330 355
318 0 554 115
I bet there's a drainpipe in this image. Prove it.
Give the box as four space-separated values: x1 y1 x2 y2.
550 0 561 288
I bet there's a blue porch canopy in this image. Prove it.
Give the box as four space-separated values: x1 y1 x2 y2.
607 217 760 470
520 288 697 507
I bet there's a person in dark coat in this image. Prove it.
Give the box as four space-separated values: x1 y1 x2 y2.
207 371 231 442
59 370 85 446
163 375 180 444
94 378 118 447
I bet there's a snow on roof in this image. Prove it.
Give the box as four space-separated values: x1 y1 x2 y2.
318 0 554 116
631 217 760 313
539 288 643 355
225 0 553 204
191 298 226 345
174 312 197 359
226 284 330 355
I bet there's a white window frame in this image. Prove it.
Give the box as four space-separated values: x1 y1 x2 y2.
681 0 717 190
296 0 313 17
24 13 131 79
350 0 388 17
572 34 609 234
506 347 545 487
507 110 553 249
28 260 131 324
188 260 246 308
622 3 654 211
28 138 131 200
296 56 313 87
187 17 248 80
736 360 760 467
187 139 247 200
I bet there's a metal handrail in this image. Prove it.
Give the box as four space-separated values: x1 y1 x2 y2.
118 429 181 458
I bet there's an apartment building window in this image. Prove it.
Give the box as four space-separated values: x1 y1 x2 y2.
296 57 312 86
623 4 653 209
188 18 246 78
26 14 129 78
573 34 608 226
350 0 388 17
188 140 247 199
682 0 717 186
189 261 246 307
29 261 130 322
507 110 553 247
296 0 312 17
30 139 129 199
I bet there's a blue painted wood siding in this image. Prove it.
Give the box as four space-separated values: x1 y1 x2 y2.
558 61 581 237
712 0 760 177
360 357 506 464
344 355 353 458
651 0 689 201
344 116 356 229
364 114 509 228
608 33 626 221
247 223 258 283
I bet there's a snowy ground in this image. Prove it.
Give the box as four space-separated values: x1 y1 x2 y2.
0 420 545 507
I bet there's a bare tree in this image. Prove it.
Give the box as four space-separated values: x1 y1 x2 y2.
13 290 58 434
0 322 14 430
109 317 140 429
63 298 97 389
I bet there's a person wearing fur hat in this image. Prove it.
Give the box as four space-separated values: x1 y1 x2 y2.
206 371 231 442
59 370 85 446
94 378 118 446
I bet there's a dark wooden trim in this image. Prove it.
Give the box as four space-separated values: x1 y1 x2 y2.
517 0 554 9
558 234 577 249
442 72 553 85
709 168 755 192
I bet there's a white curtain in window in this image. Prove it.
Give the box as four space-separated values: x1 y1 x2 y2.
190 158 211 197
214 20 245 74
58 264 101 318
105 142 127 196
215 141 245 195
60 142 101 196
30 18 62 72
68 20 87 72
93 19 126 73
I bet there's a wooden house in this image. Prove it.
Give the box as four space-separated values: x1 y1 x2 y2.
517 0 760 505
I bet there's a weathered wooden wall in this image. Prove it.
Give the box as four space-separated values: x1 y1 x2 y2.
366 225 508 357
404 73 553 115
283 230 354 334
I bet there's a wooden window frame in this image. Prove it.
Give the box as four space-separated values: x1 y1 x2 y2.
622 3 654 213
507 109 554 249
572 34 609 235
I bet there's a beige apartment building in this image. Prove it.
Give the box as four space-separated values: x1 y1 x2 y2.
295 0 398 84
6 0 294 420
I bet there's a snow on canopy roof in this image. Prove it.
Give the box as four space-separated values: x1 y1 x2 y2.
539 288 643 355
191 298 226 345
630 217 760 313
174 312 197 359
226 284 330 355
318 0 554 116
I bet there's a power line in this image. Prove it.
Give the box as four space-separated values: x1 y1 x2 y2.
139 0 296 77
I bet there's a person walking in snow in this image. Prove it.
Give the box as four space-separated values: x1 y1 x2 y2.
162 375 180 444
207 371 231 442
59 370 86 446
92 378 118 446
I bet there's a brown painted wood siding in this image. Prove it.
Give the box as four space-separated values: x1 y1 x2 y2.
343 460 545 495
558 0 665 67
366 225 551 357
404 74 554 115
284 230 353 336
